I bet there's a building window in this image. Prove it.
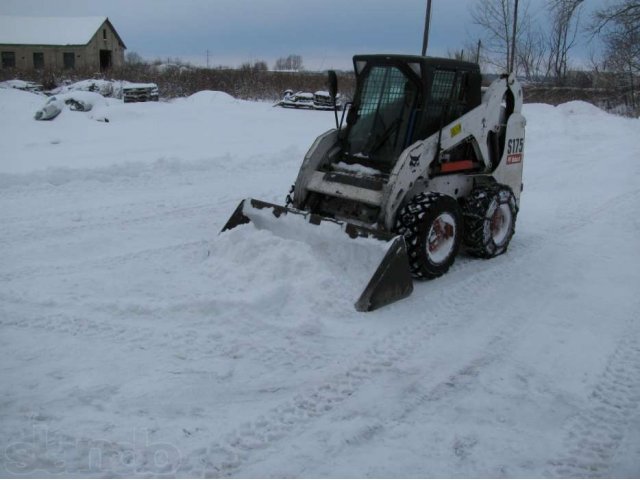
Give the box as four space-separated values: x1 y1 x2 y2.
33 52 44 69
103 29 107 40
1 51 16 68
63 52 75 69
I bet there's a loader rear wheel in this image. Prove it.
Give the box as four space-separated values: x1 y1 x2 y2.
395 192 462 279
462 184 518 258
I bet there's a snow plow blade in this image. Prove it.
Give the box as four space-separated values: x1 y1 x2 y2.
221 198 413 312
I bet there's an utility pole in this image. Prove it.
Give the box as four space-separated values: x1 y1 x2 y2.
421 0 432 56
509 0 519 73
476 39 481 64
206 50 210 69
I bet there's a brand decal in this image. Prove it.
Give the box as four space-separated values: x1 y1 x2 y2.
507 153 523 164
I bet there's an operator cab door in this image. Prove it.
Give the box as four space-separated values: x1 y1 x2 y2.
344 63 422 172
415 67 481 142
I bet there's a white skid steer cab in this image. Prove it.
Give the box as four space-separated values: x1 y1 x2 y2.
222 54 526 311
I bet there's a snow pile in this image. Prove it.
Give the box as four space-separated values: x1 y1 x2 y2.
212 223 387 316
52 79 159 101
0 87 51 121
555 99 609 116
0 79 43 92
51 79 119 97
34 91 112 121
54 90 110 111
334 161 383 176
184 90 237 105
1 90 640 477
0 88 327 177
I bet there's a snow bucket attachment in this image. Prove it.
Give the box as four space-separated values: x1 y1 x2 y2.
221 198 413 312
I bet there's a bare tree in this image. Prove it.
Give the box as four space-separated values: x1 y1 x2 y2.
515 15 549 81
590 0 640 36
471 0 531 73
274 54 304 71
125 51 145 65
241 60 269 72
546 0 584 85
446 43 479 63
590 0 639 111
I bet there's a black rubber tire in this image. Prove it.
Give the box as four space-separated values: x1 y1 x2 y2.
394 192 463 279
461 184 518 258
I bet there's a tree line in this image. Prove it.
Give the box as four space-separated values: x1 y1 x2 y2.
466 0 638 85
457 0 637 113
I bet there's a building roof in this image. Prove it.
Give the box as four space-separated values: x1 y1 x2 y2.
0 16 125 47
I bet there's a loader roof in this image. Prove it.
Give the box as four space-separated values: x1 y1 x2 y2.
352 54 480 76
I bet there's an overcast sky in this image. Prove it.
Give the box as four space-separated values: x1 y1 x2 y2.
0 0 602 70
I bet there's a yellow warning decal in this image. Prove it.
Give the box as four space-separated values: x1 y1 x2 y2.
450 123 462 137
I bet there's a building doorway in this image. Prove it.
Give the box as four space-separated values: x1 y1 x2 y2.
100 50 112 71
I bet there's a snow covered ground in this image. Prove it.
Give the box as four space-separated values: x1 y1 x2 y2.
1 87 639 478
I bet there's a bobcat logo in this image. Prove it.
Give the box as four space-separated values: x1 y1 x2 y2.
409 153 421 167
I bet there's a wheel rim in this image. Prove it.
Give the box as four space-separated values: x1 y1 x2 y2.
426 212 456 265
489 202 513 246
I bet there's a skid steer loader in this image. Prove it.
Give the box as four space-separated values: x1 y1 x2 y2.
222 54 526 311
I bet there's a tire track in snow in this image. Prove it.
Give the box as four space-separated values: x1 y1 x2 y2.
183 309 530 477
0 303 334 383
539 188 640 478
0 237 209 283
0 201 217 248
0 199 218 283
310 330 522 477
186 323 441 477
177 187 640 477
3 183 638 476
178 242 550 476
548 327 640 478
0 237 335 376
4 182 628 477
0 212 528 477
0 153 284 192
550 188 640 238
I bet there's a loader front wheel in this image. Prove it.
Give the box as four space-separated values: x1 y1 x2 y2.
462 184 518 258
395 192 462 279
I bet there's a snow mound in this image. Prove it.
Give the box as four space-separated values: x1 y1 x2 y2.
53 91 110 110
0 79 43 92
211 214 391 316
525 101 611 123
34 91 111 120
52 79 119 98
556 100 606 116
186 90 237 105
51 79 158 101
0 86 45 117
522 102 557 115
